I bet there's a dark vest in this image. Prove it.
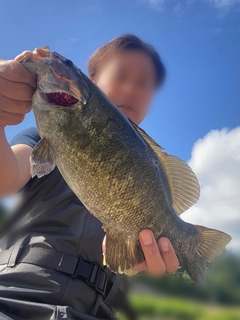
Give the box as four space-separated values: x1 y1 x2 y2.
0 166 130 319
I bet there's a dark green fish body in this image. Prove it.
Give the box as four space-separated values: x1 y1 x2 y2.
20 47 231 285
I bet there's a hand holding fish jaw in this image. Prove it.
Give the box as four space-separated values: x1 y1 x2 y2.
102 230 179 276
0 51 36 129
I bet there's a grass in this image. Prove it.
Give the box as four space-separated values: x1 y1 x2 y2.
122 294 240 320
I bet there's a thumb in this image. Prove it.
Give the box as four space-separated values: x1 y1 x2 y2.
14 50 32 62
102 235 106 255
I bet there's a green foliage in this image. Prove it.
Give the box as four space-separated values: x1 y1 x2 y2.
128 295 240 320
130 295 202 320
0 202 7 226
133 250 240 306
207 250 240 305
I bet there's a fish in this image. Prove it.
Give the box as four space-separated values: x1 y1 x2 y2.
19 47 232 286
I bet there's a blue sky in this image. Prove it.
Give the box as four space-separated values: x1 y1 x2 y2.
1 0 239 161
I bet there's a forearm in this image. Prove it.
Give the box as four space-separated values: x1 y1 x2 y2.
0 56 36 197
0 128 20 196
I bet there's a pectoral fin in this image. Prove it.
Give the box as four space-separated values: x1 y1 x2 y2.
30 137 56 178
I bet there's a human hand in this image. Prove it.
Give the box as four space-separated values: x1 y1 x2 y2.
102 229 179 276
132 229 179 276
0 51 36 129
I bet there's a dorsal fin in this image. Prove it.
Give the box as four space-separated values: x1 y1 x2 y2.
129 119 200 214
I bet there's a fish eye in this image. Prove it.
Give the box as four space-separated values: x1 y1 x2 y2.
53 51 66 60
65 59 74 66
53 52 74 66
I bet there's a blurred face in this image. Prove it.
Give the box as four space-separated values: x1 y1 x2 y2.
92 50 157 124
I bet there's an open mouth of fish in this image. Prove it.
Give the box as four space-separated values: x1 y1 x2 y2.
41 92 79 107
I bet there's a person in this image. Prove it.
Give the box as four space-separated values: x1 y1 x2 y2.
0 34 179 320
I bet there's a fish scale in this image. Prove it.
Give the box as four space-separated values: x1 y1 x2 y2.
19 46 232 285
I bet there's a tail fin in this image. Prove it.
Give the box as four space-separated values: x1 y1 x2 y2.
184 225 232 286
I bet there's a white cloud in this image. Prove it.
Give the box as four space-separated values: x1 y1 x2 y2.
212 27 223 33
174 3 183 16
207 0 240 9
141 0 167 11
182 127 240 252
142 0 240 14
68 37 79 43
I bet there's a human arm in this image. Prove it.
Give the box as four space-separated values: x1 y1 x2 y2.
0 52 36 196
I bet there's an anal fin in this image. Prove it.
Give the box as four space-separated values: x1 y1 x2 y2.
105 229 145 274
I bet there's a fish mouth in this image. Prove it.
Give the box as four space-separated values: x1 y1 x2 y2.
41 92 79 107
